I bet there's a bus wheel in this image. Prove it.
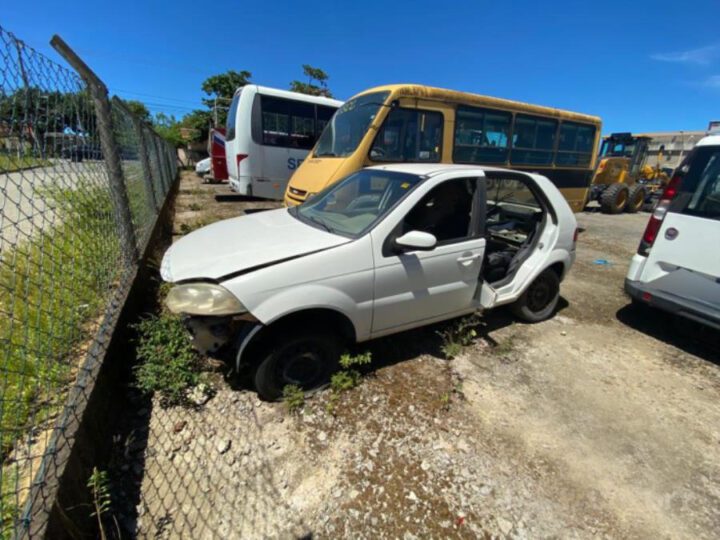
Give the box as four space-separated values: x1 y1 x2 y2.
625 185 646 213
600 183 629 214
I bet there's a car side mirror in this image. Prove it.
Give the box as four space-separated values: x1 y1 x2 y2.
394 230 437 252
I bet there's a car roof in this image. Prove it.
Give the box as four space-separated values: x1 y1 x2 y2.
697 134 720 147
364 162 526 177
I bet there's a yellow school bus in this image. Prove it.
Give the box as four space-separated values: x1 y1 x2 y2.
284 84 601 212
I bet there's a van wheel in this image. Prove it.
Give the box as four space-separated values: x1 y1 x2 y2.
511 269 560 322
600 183 629 214
625 185 645 213
253 331 341 401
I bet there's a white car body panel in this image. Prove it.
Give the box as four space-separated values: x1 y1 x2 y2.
161 164 577 347
625 135 720 328
161 208 349 282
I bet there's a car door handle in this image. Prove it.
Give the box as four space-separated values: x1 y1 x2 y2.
457 254 480 264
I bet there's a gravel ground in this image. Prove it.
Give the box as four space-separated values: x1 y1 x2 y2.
112 172 720 539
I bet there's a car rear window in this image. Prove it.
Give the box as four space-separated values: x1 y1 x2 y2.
674 146 720 221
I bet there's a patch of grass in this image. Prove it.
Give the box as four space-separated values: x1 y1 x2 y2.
188 203 202 212
178 218 211 235
133 314 203 406
491 334 518 358
282 385 305 413
330 351 372 393
325 352 372 416
0 155 51 173
0 186 120 457
437 314 481 359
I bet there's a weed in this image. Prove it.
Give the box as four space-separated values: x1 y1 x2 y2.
282 384 305 413
492 334 518 357
329 351 372 394
133 314 202 406
178 218 210 235
437 315 481 359
87 467 120 540
188 202 202 211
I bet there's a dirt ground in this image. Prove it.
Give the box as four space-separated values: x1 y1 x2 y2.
112 171 719 539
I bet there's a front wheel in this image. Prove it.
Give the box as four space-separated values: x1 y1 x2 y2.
253 331 341 401
511 269 560 322
600 183 629 214
625 185 646 213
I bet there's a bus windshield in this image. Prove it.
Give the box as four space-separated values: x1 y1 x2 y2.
314 91 390 158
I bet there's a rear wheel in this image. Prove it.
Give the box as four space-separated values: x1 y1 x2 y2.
625 185 646 213
600 183 629 214
253 330 341 401
511 269 560 322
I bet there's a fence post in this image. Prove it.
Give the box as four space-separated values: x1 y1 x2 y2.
150 133 170 196
112 96 159 212
50 35 139 264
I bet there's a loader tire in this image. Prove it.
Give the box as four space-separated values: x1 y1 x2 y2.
625 185 646 213
600 183 629 214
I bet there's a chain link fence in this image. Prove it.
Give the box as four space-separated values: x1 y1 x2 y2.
0 26 177 538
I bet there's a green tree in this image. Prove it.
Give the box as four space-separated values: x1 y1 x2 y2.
122 99 151 122
153 112 183 147
290 65 333 97
180 109 213 143
201 70 252 126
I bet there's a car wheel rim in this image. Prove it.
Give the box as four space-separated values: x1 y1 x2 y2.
527 277 553 313
279 344 325 388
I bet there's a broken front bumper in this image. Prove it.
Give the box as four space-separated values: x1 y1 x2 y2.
183 315 261 357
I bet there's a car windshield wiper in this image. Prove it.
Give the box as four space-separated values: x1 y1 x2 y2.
315 151 337 157
308 215 333 233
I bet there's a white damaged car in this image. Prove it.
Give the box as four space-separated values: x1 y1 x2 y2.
161 164 577 399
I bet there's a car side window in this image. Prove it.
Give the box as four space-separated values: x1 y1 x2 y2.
401 178 478 244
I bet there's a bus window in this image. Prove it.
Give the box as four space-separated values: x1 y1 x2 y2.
261 96 290 146
289 101 316 149
226 93 240 141
316 105 336 137
511 114 558 165
369 108 443 162
556 122 596 166
454 106 511 164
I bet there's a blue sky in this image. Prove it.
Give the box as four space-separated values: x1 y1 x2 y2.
5 0 719 133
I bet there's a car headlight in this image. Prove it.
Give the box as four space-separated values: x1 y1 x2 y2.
165 283 246 316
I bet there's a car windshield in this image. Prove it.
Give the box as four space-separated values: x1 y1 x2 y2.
314 91 390 158
292 169 421 237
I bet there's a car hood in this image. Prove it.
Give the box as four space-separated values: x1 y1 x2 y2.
161 208 350 282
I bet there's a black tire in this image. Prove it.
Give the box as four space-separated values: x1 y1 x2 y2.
511 269 560 322
600 183 629 214
625 185 645 213
253 330 341 401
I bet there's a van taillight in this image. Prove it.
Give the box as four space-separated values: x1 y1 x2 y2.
236 153 248 169
638 175 681 255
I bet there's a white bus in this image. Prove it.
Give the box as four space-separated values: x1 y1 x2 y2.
225 85 342 200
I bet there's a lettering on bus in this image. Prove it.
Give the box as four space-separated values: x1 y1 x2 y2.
288 157 305 170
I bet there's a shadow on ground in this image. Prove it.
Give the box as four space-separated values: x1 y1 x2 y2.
616 303 720 364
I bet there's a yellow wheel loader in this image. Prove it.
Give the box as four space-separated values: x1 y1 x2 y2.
587 133 668 214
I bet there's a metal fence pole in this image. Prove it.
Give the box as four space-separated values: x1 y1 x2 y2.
112 97 159 212
50 35 139 264
152 134 171 196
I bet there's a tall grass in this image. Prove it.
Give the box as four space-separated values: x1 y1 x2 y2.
0 184 121 534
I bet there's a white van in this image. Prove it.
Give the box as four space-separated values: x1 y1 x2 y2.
626 134 720 330
225 85 342 200
161 164 578 399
